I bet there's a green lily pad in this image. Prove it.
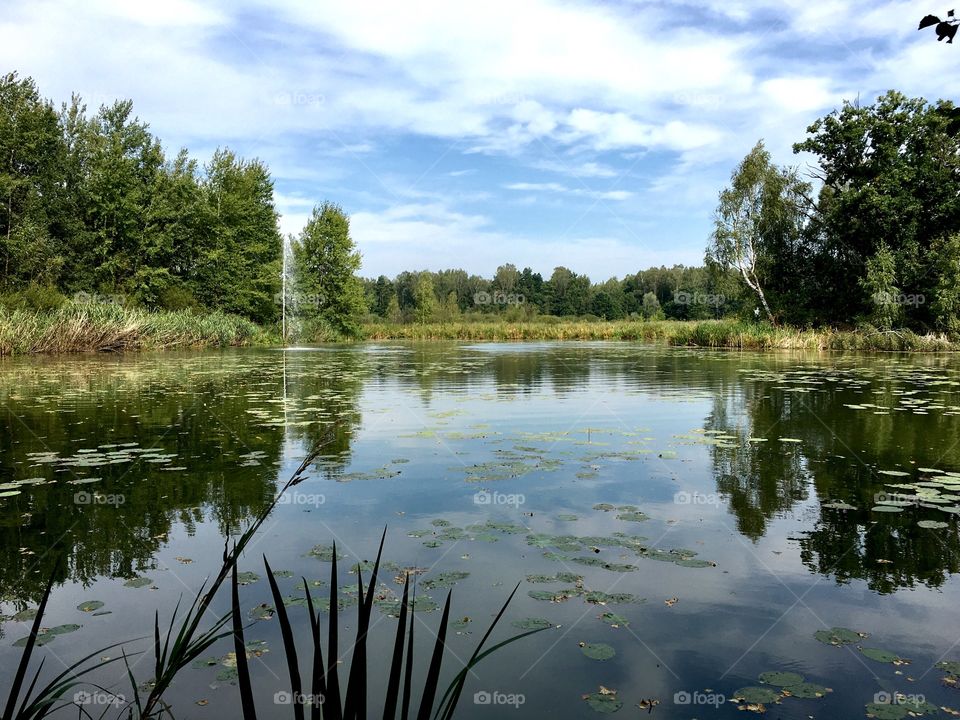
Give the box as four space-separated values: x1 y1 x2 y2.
420 571 469 590
599 612 629 627
13 609 37 622
917 520 949 529
272 569 294 578
580 642 615 661
123 577 152 588
13 634 55 647
814 627 863 645
859 647 905 664
248 603 275 620
215 667 239 683
871 505 904 513
615 512 649 522
236 572 260 585
733 686 781 704
46 624 81 635
557 514 579 521
191 656 219 669
759 671 804 686
305 545 344 562
936 660 960 674
864 703 908 719
511 617 553 631
77 601 104 613
583 692 623 713
783 682 830 698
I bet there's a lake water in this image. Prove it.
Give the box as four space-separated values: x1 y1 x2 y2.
2 343 960 718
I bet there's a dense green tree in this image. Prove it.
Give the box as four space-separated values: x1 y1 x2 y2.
794 91 960 326
292 201 365 337
0 72 66 288
413 273 439 323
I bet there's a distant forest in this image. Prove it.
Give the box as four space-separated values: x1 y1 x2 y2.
4 71 960 335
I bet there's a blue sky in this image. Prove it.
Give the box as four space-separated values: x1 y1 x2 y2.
1 0 955 279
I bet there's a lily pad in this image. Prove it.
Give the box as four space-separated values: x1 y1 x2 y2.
123 577 152 588
46 624 81 635
580 642 615 661
759 671 804 686
783 682 830 698
599 612 629 627
583 692 623 713
917 520 949 529
511 617 553 631
864 703 908 719
13 634 55 647
236 572 260 585
77 601 104 613
733 687 781 704
814 627 863 645
859 647 906 664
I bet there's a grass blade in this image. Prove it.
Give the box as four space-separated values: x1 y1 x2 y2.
232 564 257 720
2 562 58 720
325 544 342 720
303 580 326 720
400 582 416 720
382 575 410 720
264 555 304 720
416 592 451 720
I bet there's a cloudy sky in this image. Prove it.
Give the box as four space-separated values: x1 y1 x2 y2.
2 0 956 279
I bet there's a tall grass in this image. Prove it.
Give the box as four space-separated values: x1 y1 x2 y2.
0 303 271 355
362 319 957 351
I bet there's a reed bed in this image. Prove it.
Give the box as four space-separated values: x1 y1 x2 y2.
0 304 269 355
362 319 957 352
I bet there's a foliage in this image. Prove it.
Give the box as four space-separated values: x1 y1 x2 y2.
291 201 366 338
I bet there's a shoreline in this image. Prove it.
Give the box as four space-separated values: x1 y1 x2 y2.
1 309 956 356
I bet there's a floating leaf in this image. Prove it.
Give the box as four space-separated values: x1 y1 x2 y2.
783 682 830 698
759 671 804 687
864 703 908 719
917 520 949 529
859 647 907 664
579 642 616 661
46 624 81 635
123 577 152 588
733 687 780 704
814 627 864 645
511 617 553 631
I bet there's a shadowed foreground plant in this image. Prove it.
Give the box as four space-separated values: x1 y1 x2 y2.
229 532 547 720
0 562 132 720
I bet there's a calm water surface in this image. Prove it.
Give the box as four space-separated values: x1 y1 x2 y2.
2 343 960 718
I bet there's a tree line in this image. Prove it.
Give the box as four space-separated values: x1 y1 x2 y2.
1 71 283 323
5 70 959 337
361 264 742 323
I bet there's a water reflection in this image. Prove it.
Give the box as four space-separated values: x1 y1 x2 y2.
1 344 960 608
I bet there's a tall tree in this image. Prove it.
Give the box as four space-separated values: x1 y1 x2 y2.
0 72 66 288
292 201 365 337
708 140 807 324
